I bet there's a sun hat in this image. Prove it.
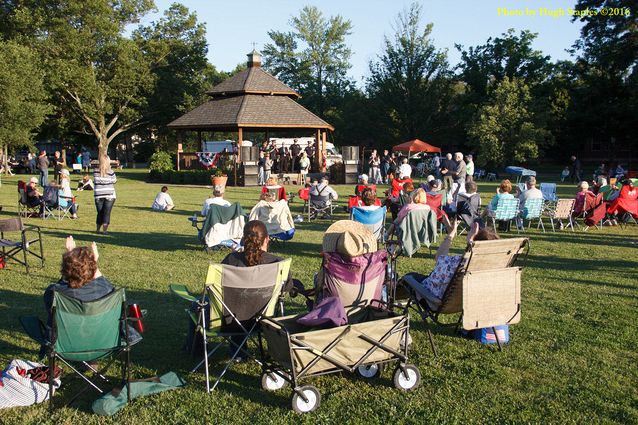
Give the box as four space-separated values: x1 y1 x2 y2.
322 220 377 256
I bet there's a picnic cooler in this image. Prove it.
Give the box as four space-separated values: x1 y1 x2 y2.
471 325 510 345
261 307 406 375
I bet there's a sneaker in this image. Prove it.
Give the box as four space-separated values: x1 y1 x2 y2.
558 222 564 230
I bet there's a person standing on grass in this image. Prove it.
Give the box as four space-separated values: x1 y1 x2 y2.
465 154 474 183
571 155 582 183
52 151 63 184
93 162 117 235
37 150 49 187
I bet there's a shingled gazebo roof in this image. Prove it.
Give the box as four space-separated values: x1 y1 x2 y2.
168 50 333 131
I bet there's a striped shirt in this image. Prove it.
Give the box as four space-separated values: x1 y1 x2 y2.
93 170 117 199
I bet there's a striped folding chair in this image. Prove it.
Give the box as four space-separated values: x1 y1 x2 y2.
546 198 576 232
491 198 519 232
519 198 545 232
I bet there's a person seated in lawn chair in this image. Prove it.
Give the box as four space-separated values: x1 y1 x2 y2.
201 185 231 216
185 221 305 357
456 180 484 229
606 179 638 224
573 181 595 217
261 176 288 201
41 236 142 356
309 176 338 219
483 179 514 219
386 188 431 238
399 219 499 305
25 177 45 216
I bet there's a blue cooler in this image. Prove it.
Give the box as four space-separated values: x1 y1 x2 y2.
472 325 510 345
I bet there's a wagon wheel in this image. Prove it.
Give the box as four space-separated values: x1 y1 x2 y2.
260 371 289 391
291 385 321 413
393 364 421 391
356 363 384 379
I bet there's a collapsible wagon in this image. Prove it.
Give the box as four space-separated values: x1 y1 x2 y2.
258 306 420 413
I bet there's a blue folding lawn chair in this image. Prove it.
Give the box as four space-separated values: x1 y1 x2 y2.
350 206 387 242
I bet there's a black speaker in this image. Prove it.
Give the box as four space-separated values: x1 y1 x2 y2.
241 145 259 161
342 146 359 161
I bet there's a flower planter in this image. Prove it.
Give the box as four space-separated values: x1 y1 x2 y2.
211 175 228 187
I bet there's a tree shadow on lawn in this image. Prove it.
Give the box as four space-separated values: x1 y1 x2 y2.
120 205 202 218
39 228 198 252
526 256 638 289
529 231 638 248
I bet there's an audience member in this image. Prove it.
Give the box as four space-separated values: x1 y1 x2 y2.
573 181 594 216
398 158 412 179
152 186 175 211
387 188 430 236
400 220 499 300
26 176 44 215
201 185 231 216
484 179 514 217
77 174 94 191
59 169 78 218
607 179 638 222
359 187 380 211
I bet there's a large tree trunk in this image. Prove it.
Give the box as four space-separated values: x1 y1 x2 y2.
98 134 110 176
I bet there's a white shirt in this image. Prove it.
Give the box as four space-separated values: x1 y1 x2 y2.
152 192 174 211
201 196 231 216
399 163 412 178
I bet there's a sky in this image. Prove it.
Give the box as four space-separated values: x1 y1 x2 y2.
144 0 584 85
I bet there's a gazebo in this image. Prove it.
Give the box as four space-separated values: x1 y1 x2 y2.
167 50 334 178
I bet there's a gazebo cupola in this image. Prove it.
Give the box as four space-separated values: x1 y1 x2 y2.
247 49 262 68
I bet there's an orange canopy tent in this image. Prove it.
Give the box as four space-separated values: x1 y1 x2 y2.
392 139 441 155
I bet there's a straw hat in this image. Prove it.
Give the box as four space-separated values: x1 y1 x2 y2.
322 220 377 256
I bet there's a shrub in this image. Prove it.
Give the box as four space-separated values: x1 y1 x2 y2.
148 169 213 184
149 151 174 173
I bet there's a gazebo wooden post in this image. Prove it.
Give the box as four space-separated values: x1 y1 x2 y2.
176 131 183 171
265 130 269 144
322 131 327 172
236 127 243 187
315 128 321 172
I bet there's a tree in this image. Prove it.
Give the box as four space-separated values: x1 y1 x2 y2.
456 29 552 99
366 3 453 145
134 3 210 148
565 0 637 154
467 77 546 168
263 6 353 117
0 40 51 167
3 0 156 173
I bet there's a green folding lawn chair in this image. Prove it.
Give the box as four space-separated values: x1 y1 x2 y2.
170 258 291 392
19 288 136 410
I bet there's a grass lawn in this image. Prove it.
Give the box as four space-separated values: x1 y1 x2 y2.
0 169 636 424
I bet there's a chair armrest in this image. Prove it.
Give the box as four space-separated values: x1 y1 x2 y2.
169 284 198 303
22 224 42 233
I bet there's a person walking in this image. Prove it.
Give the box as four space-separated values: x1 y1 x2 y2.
93 161 117 235
36 150 49 187
81 149 91 173
570 155 582 183
441 153 453 191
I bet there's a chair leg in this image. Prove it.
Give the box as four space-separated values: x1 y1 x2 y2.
48 352 55 411
492 326 502 352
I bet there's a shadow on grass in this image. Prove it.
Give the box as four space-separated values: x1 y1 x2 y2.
39 228 198 252
120 205 202 218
